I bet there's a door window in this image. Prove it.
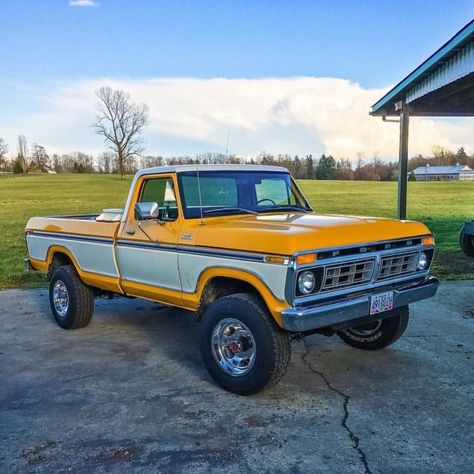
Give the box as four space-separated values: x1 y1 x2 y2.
139 177 178 221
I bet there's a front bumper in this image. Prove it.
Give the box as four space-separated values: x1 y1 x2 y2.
280 276 439 332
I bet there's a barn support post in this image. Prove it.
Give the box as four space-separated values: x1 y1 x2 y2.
397 103 410 220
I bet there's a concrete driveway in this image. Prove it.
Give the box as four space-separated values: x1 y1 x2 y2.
1 281 473 473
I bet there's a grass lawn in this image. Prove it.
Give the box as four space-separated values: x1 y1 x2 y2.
1 174 473 289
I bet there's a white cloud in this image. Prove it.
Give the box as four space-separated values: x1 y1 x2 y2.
3 77 474 159
69 0 99 7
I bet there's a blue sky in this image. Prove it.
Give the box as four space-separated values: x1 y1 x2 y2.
1 1 473 158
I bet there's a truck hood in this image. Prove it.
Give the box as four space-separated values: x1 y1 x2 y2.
195 212 430 256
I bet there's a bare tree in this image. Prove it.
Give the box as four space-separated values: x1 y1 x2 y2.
0 139 8 172
97 151 115 173
17 135 29 173
139 154 164 169
68 152 94 173
31 144 50 172
92 86 148 179
51 154 63 173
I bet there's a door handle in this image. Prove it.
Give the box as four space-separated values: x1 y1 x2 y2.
126 229 136 235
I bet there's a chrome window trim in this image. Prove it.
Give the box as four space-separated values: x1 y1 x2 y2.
289 176 313 211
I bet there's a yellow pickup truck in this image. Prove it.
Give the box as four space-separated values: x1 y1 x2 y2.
25 165 438 394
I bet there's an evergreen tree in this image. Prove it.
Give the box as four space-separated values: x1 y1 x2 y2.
456 147 467 160
293 155 303 178
13 157 24 174
305 155 315 179
316 154 337 179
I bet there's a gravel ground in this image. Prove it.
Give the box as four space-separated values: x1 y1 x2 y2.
1 281 473 473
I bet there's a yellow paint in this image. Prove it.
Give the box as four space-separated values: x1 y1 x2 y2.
26 217 119 238
122 280 184 308
190 213 432 256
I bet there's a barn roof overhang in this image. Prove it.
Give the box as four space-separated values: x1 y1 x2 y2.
371 20 474 117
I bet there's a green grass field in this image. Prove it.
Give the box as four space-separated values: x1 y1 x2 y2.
1 174 473 289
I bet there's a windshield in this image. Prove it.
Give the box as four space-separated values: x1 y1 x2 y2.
177 170 312 219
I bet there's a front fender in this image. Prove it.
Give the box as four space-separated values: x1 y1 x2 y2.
183 266 290 326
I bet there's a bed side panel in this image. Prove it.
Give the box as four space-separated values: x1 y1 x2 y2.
26 218 120 278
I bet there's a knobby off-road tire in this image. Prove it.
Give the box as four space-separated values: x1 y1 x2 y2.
460 227 474 257
200 293 291 395
337 306 409 351
49 265 94 329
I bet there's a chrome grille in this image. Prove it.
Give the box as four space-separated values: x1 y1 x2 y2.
321 258 375 292
377 252 418 280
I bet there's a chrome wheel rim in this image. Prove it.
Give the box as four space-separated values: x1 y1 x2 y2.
53 280 69 318
345 320 382 338
211 318 256 377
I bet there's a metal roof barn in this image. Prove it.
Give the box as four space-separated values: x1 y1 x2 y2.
371 19 474 218
412 164 474 181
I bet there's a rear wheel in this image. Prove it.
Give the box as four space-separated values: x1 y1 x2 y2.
200 293 291 395
460 227 474 257
337 306 409 350
49 265 94 329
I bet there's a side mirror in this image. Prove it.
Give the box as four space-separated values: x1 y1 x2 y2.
135 202 159 220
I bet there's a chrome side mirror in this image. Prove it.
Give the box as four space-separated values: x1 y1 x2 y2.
135 202 159 220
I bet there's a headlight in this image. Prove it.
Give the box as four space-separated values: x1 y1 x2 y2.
298 271 315 294
417 251 428 270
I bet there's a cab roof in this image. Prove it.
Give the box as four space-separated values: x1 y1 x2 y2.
135 164 289 177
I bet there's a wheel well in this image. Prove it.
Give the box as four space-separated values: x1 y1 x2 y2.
47 251 74 279
196 277 263 319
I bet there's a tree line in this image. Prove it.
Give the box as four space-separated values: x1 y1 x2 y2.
1 85 473 181
1 139 472 181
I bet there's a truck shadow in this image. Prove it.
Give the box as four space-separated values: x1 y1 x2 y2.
30 291 440 401
94 296 425 399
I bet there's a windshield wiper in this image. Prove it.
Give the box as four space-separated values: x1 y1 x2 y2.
259 205 310 213
203 207 258 216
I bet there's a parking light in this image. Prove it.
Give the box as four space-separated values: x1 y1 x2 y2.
296 253 317 265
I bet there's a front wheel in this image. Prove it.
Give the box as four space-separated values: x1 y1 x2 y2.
49 265 94 329
337 306 409 350
200 293 291 395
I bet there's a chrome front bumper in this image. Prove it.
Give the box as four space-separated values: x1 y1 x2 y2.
280 276 439 332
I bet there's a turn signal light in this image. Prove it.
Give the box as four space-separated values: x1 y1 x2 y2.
422 236 434 246
296 253 317 265
264 256 287 264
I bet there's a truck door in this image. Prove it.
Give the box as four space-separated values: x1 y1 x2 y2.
115 174 183 305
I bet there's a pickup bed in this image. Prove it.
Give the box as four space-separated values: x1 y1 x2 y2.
25 165 439 394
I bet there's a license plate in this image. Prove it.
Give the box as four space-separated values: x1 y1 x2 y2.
370 291 394 315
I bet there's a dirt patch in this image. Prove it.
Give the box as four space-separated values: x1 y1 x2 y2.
243 415 270 428
95 446 138 462
109 342 151 356
22 441 57 465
